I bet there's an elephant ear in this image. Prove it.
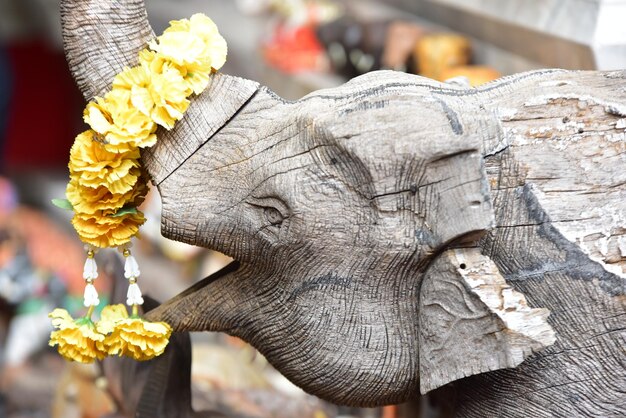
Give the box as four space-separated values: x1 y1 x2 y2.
418 247 556 394
317 79 557 392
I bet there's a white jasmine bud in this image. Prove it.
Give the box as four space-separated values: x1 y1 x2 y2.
124 255 140 279
83 283 100 307
83 257 98 281
126 283 144 306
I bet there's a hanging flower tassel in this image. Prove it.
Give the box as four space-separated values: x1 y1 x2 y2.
126 282 144 306
93 248 172 361
123 247 144 306
82 249 100 307
123 248 144 306
84 283 100 307
48 307 107 363
48 249 107 362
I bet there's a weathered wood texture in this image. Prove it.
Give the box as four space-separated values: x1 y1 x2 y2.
61 0 625 415
60 0 154 101
438 70 626 418
147 69 625 414
420 247 555 394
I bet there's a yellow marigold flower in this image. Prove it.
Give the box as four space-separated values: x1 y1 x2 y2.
71 209 146 248
149 66 190 128
49 308 107 363
138 49 168 74
114 60 190 129
148 13 227 95
147 37 212 95
139 49 200 98
84 90 157 152
111 66 154 116
150 30 207 68
97 304 172 361
68 130 141 194
164 13 227 71
174 56 221 95
66 172 146 215
95 304 127 354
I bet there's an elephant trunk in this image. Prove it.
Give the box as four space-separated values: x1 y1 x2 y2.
60 0 154 101
145 261 243 333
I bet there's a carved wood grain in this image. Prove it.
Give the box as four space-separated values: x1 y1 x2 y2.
61 0 625 414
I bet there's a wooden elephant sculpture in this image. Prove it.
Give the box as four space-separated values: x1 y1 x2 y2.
61 1 625 416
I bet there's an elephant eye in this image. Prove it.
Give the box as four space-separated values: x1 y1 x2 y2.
247 196 290 227
264 206 284 225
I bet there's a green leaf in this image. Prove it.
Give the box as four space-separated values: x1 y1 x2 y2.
110 206 138 217
52 198 73 211
74 316 96 327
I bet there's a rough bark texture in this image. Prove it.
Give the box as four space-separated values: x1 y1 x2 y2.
61 0 625 415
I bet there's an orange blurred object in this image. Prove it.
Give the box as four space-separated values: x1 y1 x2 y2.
381 404 397 418
262 24 328 73
382 22 425 71
439 65 502 86
52 363 115 418
11 207 110 294
414 33 471 80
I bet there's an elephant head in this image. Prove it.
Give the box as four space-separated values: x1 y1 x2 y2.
61 0 556 407
147 77 499 406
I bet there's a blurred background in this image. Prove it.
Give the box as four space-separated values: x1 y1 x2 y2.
0 0 624 417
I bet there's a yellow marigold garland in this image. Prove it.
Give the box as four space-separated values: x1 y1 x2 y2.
50 13 227 363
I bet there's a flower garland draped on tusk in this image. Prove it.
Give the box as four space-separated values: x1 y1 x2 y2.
49 13 227 363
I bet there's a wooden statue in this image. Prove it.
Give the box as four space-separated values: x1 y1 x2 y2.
60 1 625 416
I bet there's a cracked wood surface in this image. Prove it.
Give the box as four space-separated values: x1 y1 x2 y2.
61 0 625 415
420 247 556 394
